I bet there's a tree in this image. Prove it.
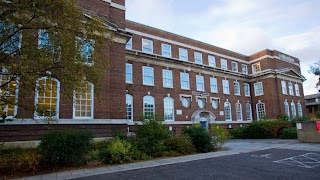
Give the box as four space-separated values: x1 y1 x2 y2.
309 60 320 92
0 0 112 117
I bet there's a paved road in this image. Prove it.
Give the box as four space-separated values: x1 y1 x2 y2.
75 148 320 180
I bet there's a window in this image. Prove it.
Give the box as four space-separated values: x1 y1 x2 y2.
162 43 171 57
295 84 300 96
256 100 266 120
246 103 252 120
143 95 155 117
252 63 261 73
297 101 302 117
38 29 52 49
194 52 203 64
164 97 174 121
224 101 232 121
39 29 61 62
197 97 206 108
244 83 250 96
163 69 173 88
126 37 132 49
234 81 240 95
0 70 18 118
291 101 296 118
181 96 191 108
179 48 188 61
73 82 94 119
254 82 263 96
180 72 190 90
235 101 242 121
231 62 238 72
126 94 133 121
142 38 153 53
126 63 132 83
242 64 248 74
284 100 290 119
221 59 228 70
78 37 94 65
0 22 22 54
223 79 230 94
281 81 287 94
208 55 216 67
196 75 204 91
288 82 294 95
143 66 154 86
34 77 60 119
210 77 218 93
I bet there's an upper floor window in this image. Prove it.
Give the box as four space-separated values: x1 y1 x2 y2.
235 101 242 121
231 62 238 72
284 100 290 119
234 81 240 95
142 38 153 54
143 95 155 117
73 82 94 119
288 82 294 95
179 48 188 61
222 79 230 94
38 29 52 49
164 97 174 121
246 103 252 120
161 43 171 57
244 83 250 96
194 52 203 64
163 69 173 88
210 77 218 93
252 62 261 73
208 55 216 67
281 81 287 95
126 37 132 49
254 82 263 96
180 72 190 90
0 69 18 118
78 37 94 65
256 100 266 120
143 66 154 86
224 101 232 121
0 22 22 54
295 83 300 96
126 94 133 121
126 63 132 83
221 59 228 70
242 64 248 74
196 75 204 91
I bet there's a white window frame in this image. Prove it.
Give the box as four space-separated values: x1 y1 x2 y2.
256 100 266 120
126 37 132 49
196 75 204 92
281 81 287 95
210 77 218 93
244 83 250 97
234 81 240 95
142 38 153 54
180 72 190 90
126 94 133 121
162 69 173 88
252 62 261 74
295 83 300 96
194 52 203 64
284 100 290 119
143 95 155 117
161 43 172 57
246 103 252 120
242 64 248 74
235 101 242 121
73 82 94 119
297 101 302 117
231 62 238 72
288 82 294 96
142 66 154 86
221 59 228 70
254 82 263 96
0 70 19 119
224 101 232 121
126 63 133 83
164 97 174 121
223 79 230 94
291 101 296 118
208 55 216 67
179 48 188 61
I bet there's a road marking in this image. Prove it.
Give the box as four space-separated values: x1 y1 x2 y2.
273 153 320 168
251 154 271 158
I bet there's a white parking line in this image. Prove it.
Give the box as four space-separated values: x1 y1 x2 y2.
273 153 320 168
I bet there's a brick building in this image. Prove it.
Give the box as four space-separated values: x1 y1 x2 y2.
305 94 320 119
0 0 306 142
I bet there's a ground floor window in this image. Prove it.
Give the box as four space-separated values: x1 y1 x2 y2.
235 101 242 121
256 100 266 120
224 100 231 121
246 102 252 120
164 97 174 121
0 71 18 118
73 82 94 119
143 95 155 118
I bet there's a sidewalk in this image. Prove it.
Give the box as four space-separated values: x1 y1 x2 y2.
16 139 320 180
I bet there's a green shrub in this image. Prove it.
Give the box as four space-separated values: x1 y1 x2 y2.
279 128 298 139
164 136 195 155
211 125 230 149
182 124 213 153
38 129 94 166
98 138 132 164
229 127 246 139
135 114 170 157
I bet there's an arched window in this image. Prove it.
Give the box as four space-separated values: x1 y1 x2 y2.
73 82 94 119
297 101 303 117
291 101 296 118
143 95 155 117
0 69 18 118
284 100 290 119
246 102 252 120
235 101 242 121
34 77 60 119
256 100 266 120
224 101 232 121
164 97 174 121
126 94 133 121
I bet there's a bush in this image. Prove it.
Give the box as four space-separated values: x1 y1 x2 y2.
211 125 230 149
135 114 170 157
164 136 195 155
38 129 94 166
98 138 131 164
182 124 213 153
279 128 297 139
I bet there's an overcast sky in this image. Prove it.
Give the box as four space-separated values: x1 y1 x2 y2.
125 0 320 95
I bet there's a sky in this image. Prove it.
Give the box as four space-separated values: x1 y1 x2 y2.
125 0 320 95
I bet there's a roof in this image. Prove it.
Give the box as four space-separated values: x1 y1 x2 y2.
305 93 320 99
